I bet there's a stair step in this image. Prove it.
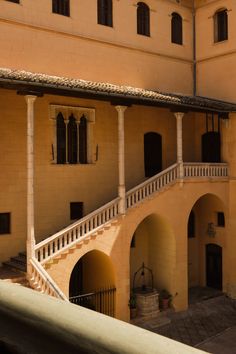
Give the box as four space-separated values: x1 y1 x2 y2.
3 260 26 272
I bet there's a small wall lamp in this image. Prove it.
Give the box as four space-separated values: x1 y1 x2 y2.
206 222 216 237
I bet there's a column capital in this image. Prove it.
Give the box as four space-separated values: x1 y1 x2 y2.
174 112 185 120
115 105 128 114
25 95 37 104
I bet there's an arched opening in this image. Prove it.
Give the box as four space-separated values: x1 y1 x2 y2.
56 112 66 164
137 2 150 37
188 194 225 300
130 214 175 315
144 132 162 177
68 114 77 164
201 114 221 162
171 12 183 45
69 250 116 316
202 132 221 162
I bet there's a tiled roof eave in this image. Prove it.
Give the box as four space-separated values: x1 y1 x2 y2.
0 68 236 113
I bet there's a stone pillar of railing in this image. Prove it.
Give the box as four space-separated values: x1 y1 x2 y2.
115 105 127 214
174 112 185 180
25 95 37 274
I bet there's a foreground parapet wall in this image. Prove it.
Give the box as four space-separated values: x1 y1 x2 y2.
0 281 208 354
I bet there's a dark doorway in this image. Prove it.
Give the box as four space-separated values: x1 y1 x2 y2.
202 132 221 162
206 244 222 290
69 259 83 297
144 132 162 177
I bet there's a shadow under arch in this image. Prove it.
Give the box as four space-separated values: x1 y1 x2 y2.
69 250 116 316
187 193 226 293
130 213 176 294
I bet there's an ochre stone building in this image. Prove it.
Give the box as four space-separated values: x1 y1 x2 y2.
1 0 236 322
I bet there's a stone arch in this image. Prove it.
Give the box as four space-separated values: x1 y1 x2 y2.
187 193 226 292
130 213 176 296
69 249 116 297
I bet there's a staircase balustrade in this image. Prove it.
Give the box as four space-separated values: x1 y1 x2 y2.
184 163 228 178
126 163 179 208
33 163 229 268
35 198 120 263
29 257 68 300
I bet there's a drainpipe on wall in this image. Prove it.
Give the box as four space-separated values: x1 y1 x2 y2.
192 0 197 96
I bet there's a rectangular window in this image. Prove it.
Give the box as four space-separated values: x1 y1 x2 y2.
0 213 11 235
52 0 70 17
217 212 225 227
6 0 20 3
70 202 83 220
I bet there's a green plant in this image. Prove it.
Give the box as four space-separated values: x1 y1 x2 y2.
128 294 137 309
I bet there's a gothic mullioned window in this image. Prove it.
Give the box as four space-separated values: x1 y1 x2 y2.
137 2 150 37
51 105 95 165
214 9 228 42
97 0 113 27
171 12 183 45
52 0 70 17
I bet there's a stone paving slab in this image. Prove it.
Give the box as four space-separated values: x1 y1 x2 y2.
197 326 236 354
135 294 236 350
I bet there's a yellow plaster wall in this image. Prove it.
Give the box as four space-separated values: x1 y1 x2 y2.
0 0 193 93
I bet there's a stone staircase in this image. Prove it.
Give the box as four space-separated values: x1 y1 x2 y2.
2 162 228 299
0 252 30 288
3 251 26 272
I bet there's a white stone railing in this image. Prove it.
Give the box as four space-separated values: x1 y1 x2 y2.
29 257 68 300
184 163 228 178
34 162 228 266
126 163 179 208
35 198 120 264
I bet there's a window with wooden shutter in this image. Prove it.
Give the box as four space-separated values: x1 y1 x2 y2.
171 12 183 45
97 0 113 27
214 9 228 42
52 0 70 17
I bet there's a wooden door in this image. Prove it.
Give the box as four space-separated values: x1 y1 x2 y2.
202 131 221 163
206 244 222 290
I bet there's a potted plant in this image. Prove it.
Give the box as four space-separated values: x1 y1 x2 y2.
129 293 137 319
159 289 172 311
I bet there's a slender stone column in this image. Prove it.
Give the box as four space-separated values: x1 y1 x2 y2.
174 112 185 179
25 95 37 273
115 106 127 214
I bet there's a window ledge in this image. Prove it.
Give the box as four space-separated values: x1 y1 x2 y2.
50 162 96 166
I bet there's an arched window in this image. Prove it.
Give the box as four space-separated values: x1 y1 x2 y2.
97 0 113 27
68 114 78 164
56 113 66 164
52 0 70 17
79 115 87 164
171 12 183 45
137 2 150 37
214 9 228 42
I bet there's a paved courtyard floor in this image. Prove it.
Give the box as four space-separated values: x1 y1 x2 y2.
132 288 236 353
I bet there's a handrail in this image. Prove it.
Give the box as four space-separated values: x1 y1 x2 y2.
29 257 68 301
34 162 228 265
0 281 208 354
126 163 179 208
183 162 228 178
35 197 120 263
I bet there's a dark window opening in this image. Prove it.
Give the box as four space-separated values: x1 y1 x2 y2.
97 0 113 27
52 0 70 16
171 12 183 45
68 114 77 164
188 211 195 238
144 132 162 177
56 113 66 164
70 202 83 220
214 9 228 42
79 115 87 164
0 213 10 235
137 2 150 37
6 0 20 3
217 212 225 227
